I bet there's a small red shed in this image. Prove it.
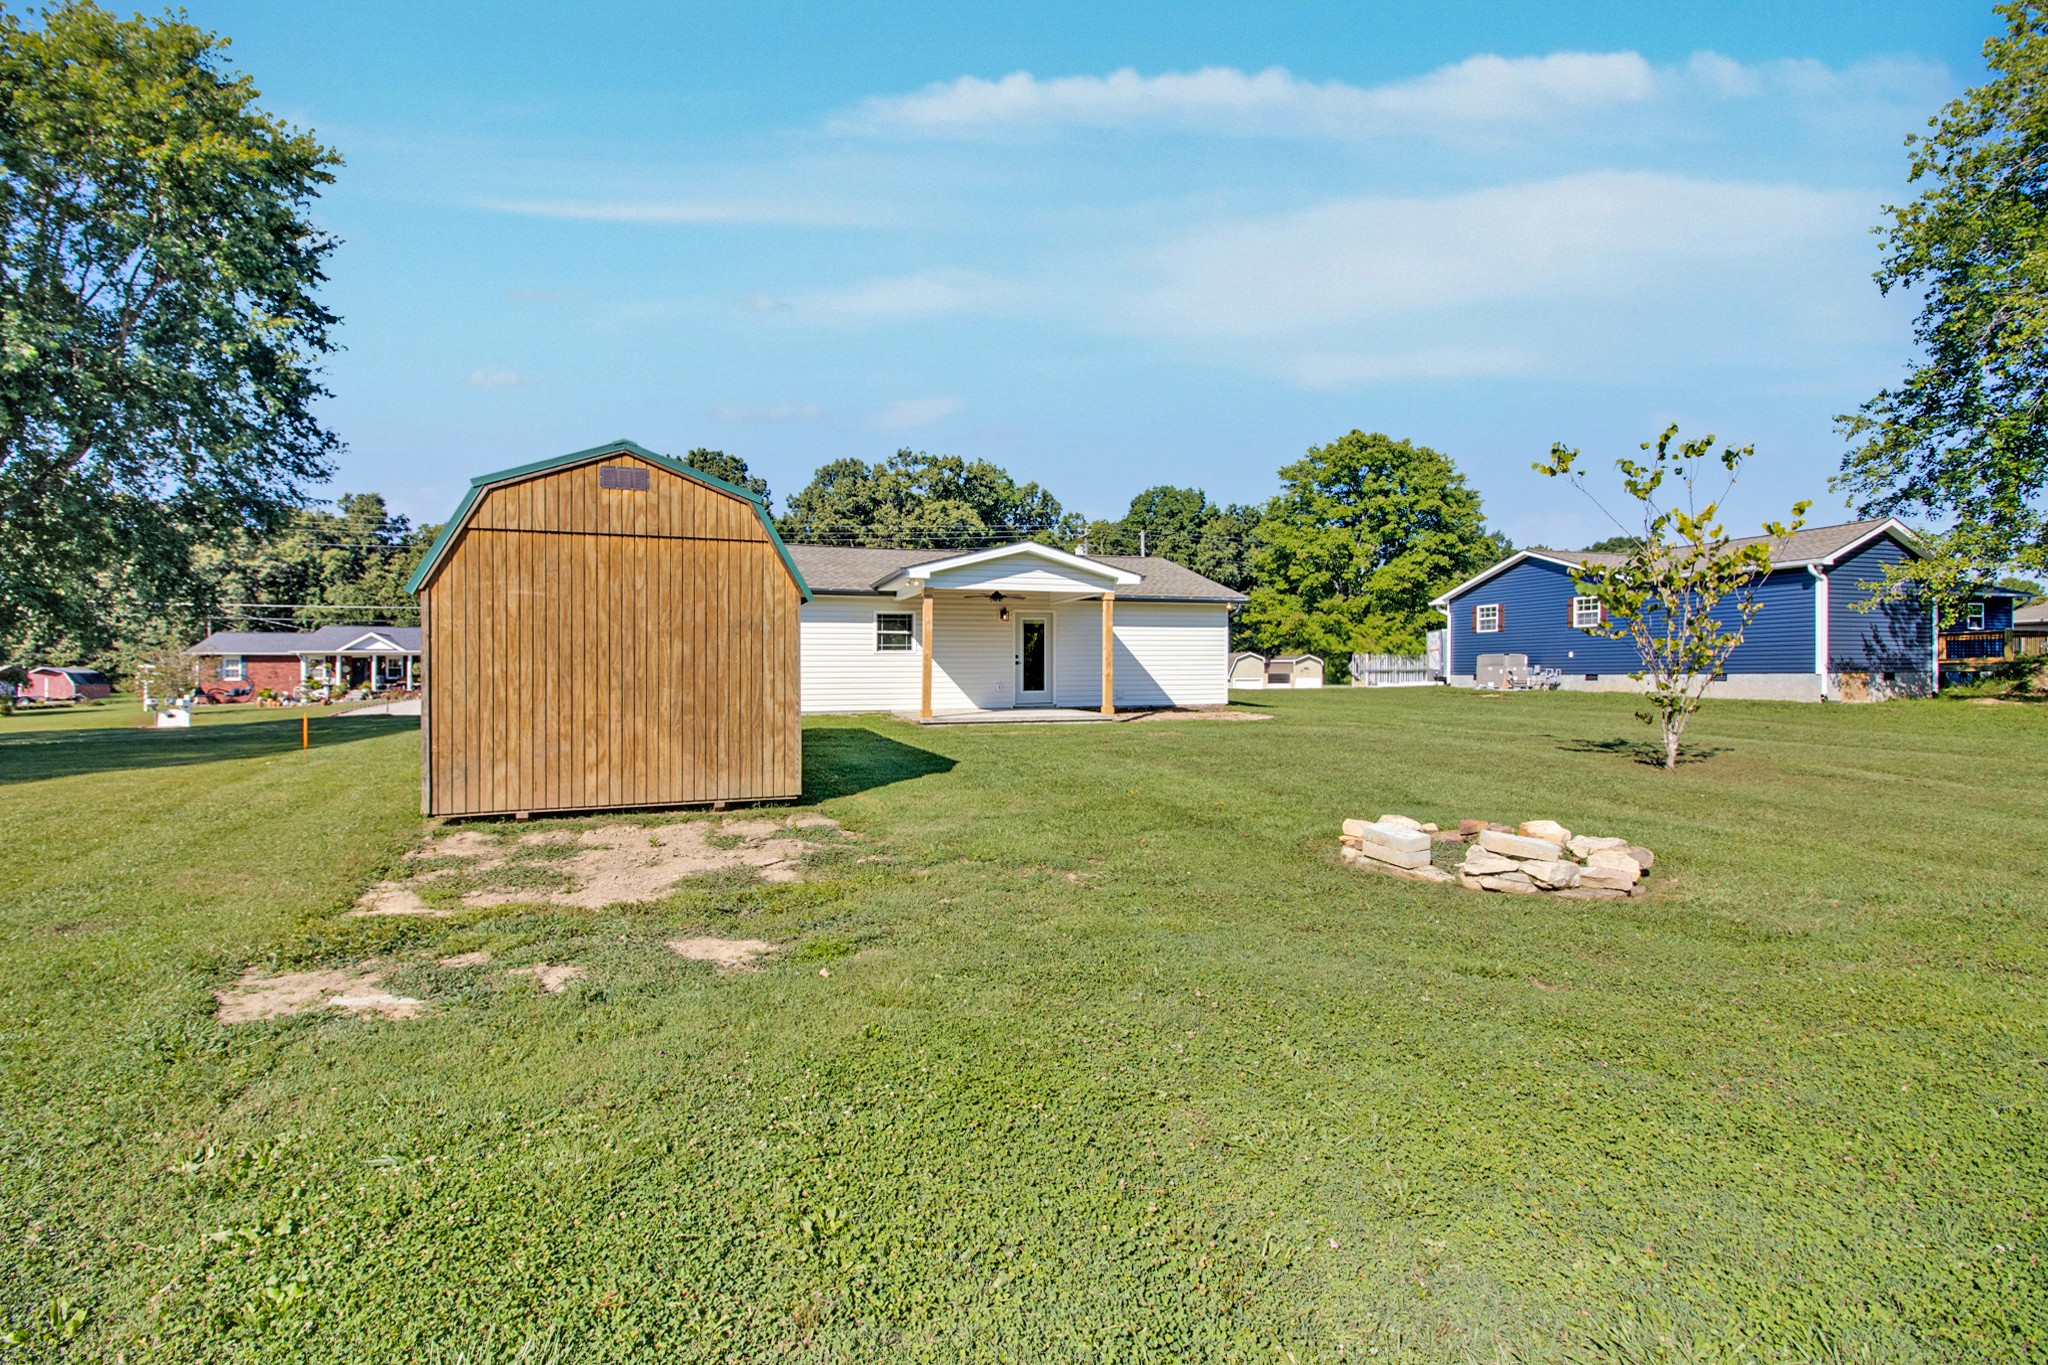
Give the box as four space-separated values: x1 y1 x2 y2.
23 667 113 702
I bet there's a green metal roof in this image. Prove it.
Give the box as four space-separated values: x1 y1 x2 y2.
405 438 812 600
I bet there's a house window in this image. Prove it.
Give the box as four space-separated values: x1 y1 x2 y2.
1473 603 1502 634
1966 600 1987 631
876 612 916 652
220 656 245 681
1571 596 1604 629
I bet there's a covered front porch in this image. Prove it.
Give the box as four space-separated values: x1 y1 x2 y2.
300 630 420 695
876 544 1141 720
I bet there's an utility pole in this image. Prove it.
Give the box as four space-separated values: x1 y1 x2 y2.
1139 529 1147 556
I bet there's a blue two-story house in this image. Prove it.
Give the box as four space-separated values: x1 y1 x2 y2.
1430 518 1935 702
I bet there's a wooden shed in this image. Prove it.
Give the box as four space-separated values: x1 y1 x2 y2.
405 439 811 818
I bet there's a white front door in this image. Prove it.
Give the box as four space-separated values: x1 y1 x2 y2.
1016 617 1052 705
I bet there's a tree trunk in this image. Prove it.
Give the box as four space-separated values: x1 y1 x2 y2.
1663 708 1685 771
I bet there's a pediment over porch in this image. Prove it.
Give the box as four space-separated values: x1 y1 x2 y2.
871 542 1141 600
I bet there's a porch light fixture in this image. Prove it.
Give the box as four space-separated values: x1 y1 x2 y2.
999 606 1010 621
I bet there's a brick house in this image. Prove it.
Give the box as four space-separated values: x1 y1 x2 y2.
185 626 421 702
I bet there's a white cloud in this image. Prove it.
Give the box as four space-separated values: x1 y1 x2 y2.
864 396 964 430
794 269 1018 321
467 367 542 388
832 50 1943 140
835 55 1650 138
1128 170 1870 337
477 198 870 226
710 401 824 423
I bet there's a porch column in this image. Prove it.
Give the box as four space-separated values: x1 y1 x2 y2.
920 591 935 720
1100 591 1116 715
404 655 414 690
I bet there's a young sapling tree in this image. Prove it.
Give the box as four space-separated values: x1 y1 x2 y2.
1536 426 1809 771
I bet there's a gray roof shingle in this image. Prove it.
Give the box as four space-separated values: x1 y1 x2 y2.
783 543 1246 602
1531 518 1908 568
188 625 420 655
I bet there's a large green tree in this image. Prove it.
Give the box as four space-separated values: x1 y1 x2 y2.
683 447 770 505
1078 485 1261 592
0 2 342 663
1836 2 2048 594
778 449 1081 547
1236 431 1506 671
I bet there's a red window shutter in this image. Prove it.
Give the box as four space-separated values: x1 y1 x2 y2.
1498 605 1506 629
1471 605 1478 631
1600 603 1608 625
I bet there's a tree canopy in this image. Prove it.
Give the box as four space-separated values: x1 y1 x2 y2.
1836 2 2048 594
0 2 344 661
1235 431 1507 668
1081 485 1262 592
777 449 1081 548
682 448 770 504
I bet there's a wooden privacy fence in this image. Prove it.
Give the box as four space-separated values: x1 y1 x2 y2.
1350 652 1433 687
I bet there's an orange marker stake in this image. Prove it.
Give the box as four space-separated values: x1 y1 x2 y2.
302 714 310 750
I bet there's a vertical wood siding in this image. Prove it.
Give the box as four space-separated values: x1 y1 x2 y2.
419 455 800 816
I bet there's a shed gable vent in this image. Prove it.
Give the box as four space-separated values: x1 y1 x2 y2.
598 463 650 491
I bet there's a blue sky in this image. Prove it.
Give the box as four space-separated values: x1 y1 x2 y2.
186 0 1992 550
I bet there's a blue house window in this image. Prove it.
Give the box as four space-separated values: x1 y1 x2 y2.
1966 601 1986 631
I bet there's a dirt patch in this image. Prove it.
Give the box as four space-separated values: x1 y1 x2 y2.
667 937 777 972
351 882 452 917
1128 707 1271 723
215 966 423 1023
510 963 585 994
435 951 491 968
477 817 836 908
363 814 843 914
408 828 505 865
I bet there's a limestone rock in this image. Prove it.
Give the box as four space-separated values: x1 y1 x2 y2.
1552 886 1630 901
1458 819 1489 836
1376 813 1426 831
1342 841 1431 870
1477 872 1540 894
1460 849 1521 876
1477 829 1566 861
1517 819 1573 845
1567 835 1630 859
1626 845 1656 870
1587 848 1646 879
1342 819 1431 853
1519 859 1582 890
1420 822 1439 834
1382 862 1455 884
1578 864 1638 890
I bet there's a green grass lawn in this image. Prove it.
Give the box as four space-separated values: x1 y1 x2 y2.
0 690 2041 1362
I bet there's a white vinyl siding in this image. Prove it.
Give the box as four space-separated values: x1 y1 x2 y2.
1051 600 1229 708
800 594 1231 713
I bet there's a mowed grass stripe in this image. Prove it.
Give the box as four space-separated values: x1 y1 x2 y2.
0 689 2041 1361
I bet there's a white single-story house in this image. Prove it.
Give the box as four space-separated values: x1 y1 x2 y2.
785 542 1245 715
